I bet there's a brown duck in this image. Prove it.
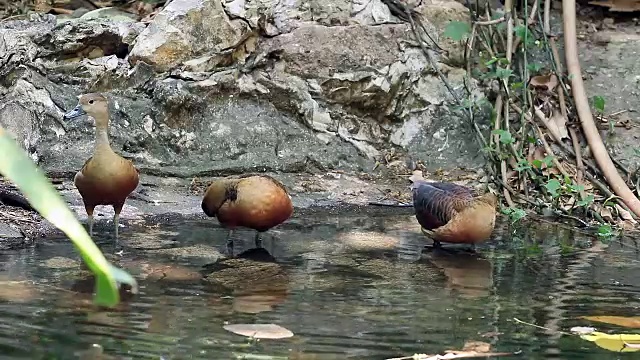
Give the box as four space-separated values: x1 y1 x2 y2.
411 179 497 247
201 174 293 254
63 93 139 238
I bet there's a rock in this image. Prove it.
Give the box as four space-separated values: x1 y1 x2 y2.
0 222 22 238
416 0 471 67
0 0 491 229
128 0 250 72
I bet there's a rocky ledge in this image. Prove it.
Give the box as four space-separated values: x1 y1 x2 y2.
0 0 492 244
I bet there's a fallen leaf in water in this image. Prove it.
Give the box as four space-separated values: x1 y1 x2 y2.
223 323 294 339
582 316 640 328
579 331 640 352
530 74 559 91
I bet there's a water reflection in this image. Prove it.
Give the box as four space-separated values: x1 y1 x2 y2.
0 210 637 359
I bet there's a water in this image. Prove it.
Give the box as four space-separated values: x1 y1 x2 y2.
0 208 639 359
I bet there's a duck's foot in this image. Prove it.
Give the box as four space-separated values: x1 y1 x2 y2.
113 213 120 240
225 229 234 257
254 232 263 248
87 215 94 237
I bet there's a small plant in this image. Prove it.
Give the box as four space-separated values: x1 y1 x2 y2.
502 207 527 223
593 95 606 114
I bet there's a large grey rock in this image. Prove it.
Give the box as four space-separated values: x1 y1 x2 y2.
128 0 250 72
0 0 491 183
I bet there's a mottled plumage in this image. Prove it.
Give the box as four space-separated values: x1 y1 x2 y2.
202 174 293 254
412 180 497 246
63 93 139 239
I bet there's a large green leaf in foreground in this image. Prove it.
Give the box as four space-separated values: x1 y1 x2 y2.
0 127 137 307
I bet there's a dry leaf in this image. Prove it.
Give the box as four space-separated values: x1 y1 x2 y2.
530 74 559 91
582 315 640 328
615 204 638 224
223 323 294 339
460 341 491 353
600 205 615 222
547 109 569 140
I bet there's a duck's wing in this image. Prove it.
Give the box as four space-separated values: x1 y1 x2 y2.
412 182 473 230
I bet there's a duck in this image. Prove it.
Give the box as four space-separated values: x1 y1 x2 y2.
411 177 497 248
201 174 293 254
63 93 139 239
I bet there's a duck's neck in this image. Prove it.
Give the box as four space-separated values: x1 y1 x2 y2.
93 116 113 155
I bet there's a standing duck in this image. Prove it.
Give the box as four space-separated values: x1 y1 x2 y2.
411 178 497 248
63 93 139 239
201 174 293 254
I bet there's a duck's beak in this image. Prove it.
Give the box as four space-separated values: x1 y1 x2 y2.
63 104 86 121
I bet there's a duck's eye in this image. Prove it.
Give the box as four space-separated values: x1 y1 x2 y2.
88 100 94 104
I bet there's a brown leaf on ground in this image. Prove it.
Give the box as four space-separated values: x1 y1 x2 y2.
615 204 638 224
545 108 569 140
530 74 559 92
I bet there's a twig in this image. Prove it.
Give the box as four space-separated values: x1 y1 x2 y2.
513 317 573 336
563 0 640 217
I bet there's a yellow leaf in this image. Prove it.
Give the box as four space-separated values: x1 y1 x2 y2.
582 316 640 328
580 331 640 352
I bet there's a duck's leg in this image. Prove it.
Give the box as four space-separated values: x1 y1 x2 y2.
113 203 125 240
225 229 234 256
85 206 95 237
254 232 263 248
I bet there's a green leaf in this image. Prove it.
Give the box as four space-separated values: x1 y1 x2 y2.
443 20 471 41
597 224 615 238
511 82 524 90
0 128 137 307
542 156 554 167
527 63 543 73
495 67 514 80
545 179 562 197
593 95 605 113
492 129 515 145
514 25 536 47
515 159 531 172
577 194 595 207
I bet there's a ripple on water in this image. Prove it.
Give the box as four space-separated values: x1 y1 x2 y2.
0 214 638 359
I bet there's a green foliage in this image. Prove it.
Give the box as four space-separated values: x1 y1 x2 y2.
492 129 515 145
502 207 527 223
593 95 606 114
577 194 595 207
527 62 543 74
514 25 536 47
443 20 471 41
0 128 136 307
531 156 554 169
544 179 562 197
596 224 616 239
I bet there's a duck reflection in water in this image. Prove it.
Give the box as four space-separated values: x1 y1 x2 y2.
426 248 493 298
202 248 289 314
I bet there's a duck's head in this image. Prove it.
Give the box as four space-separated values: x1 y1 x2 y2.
63 93 109 127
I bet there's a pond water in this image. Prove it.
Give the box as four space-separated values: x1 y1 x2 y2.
0 208 639 359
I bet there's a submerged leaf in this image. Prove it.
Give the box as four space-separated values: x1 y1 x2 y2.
579 331 640 352
223 324 294 339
